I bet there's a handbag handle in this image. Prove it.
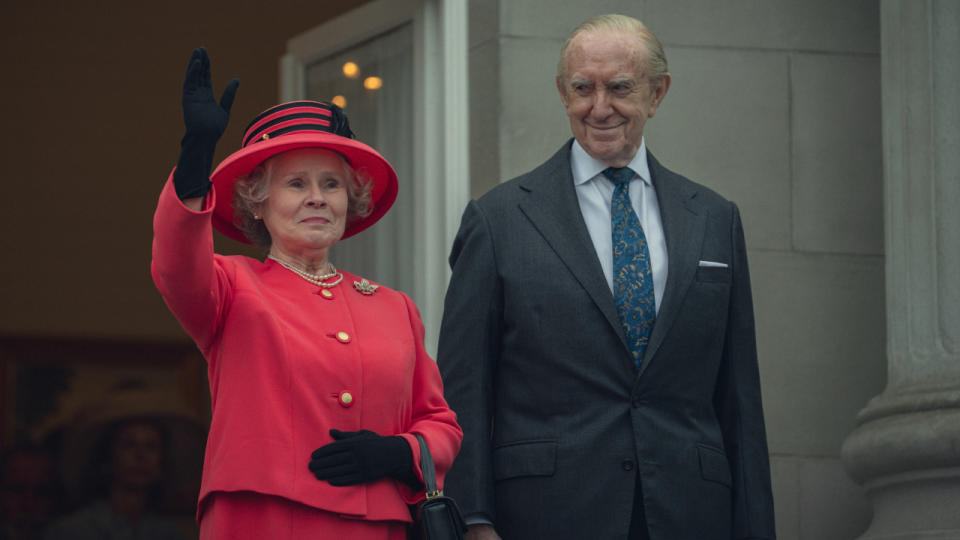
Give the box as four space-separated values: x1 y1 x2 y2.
414 434 442 499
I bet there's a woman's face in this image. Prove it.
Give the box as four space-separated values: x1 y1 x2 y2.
260 148 351 255
110 420 163 490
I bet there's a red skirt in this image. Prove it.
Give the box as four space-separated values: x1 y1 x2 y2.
199 491 409 540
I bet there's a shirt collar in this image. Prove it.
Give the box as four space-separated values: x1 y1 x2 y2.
571 138 651 187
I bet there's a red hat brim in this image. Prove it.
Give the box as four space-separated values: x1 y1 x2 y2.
209 132 398 244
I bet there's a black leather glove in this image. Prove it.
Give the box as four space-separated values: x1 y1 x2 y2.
173 47 239 200
309 429 417 487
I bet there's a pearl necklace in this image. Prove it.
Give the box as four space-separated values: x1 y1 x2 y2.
268 255 343 288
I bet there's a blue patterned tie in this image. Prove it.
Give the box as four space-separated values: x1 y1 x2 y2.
604 167 656 370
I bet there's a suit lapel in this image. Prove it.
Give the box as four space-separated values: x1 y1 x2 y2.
514 144 707 378
637 151 706 378
516 142 630 352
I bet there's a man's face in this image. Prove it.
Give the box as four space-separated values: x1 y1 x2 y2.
557 30 670 167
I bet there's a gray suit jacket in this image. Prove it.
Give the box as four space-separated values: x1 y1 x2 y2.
437 141 775 540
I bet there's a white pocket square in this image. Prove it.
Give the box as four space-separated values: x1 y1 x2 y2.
698 260 729 268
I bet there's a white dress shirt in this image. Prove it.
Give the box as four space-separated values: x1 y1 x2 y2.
571 138 668 312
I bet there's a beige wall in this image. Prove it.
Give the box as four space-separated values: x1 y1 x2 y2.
0 1 370 342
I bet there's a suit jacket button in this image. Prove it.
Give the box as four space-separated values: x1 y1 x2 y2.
319 289 335 299
622 459 635 471
335 331 351 343
339 391 354 407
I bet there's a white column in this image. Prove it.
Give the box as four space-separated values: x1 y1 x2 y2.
841 1 960 538
413 0 470 355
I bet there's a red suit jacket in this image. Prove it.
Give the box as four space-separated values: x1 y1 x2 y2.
151 176 462 522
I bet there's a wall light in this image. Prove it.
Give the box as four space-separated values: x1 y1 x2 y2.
342 62 359 78
363 76 383 90
343 62 360 79
331 95 347 108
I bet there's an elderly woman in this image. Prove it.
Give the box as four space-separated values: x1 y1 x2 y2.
151 48 462 540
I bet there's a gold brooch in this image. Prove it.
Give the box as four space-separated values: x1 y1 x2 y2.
353 278 379 295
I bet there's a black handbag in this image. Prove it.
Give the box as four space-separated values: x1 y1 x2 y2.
411 434 467 540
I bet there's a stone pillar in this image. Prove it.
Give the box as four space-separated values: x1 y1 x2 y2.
841 1 960 539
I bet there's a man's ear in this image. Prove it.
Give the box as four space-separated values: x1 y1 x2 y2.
648 73 672 118
556 76 569 107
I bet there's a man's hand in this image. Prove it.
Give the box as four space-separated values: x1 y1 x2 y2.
465 524 502 540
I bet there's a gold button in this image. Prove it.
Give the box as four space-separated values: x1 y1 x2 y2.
319 289 334 299
339 391 354 407
336 331 350 343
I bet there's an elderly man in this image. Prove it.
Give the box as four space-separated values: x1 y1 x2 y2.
437 14 775 540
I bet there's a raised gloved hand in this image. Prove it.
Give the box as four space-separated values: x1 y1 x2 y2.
309 429 417 487
173 47 239 201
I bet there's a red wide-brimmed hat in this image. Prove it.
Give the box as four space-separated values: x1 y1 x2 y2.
209 100 398 243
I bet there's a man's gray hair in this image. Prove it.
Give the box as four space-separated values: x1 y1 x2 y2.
557 14 668 86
